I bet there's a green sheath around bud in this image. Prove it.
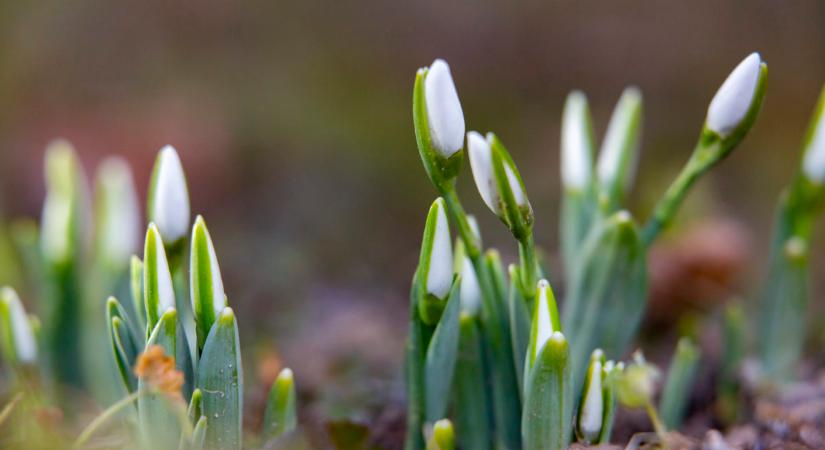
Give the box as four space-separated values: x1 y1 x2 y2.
426 419 455 450
416 198 454 325
596 87 643 213
263 367 297 440
522 331 572 450
659 337 701 429
190 216 228 349
143 224 177 334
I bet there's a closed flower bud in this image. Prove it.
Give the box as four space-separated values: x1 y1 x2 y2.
706 53 763 137
424 59 465 159
561 91 595 190
800 86 825 183
96 157 140 267
148 146 190 243
0 287 38 364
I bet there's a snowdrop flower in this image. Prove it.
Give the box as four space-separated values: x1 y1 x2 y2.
96 157 140 267
425 198 453 299
0 287 37 364
801 89 825 183
424 59 465 158
459 257 481 316
534 279 560 352
578 350 605 442
148 146 190 243
143 223 176 328
706 53 763 137
467 131 530 217
562 91 594 190
41 140 83 265
190 215 227 342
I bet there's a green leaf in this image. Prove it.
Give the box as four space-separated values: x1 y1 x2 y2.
107 297 140 393
190 216 227 350
188 388 203 423
522 332 572 450
526 279 561 379
453 314 492 450
598 360 622 444
190 416 208 450
405 272 427 450
263 367 297 440
507 265 530 396
424 278 461 424
596 87 643 212
196 307 243 450
576 349 606 444
563 211 648 386
660 337 701 429
139 308 182 448
143 224 177 334
131 256 147 333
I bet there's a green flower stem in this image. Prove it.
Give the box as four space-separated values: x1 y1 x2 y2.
517 233 538 303
440 185 522 449
0 393 23 428
641 142 706 246
644 399 667 440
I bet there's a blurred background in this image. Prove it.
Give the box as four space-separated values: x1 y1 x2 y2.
0 0 824 442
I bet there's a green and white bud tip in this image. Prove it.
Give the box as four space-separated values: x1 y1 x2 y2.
191 215 227 338
467 131 530 215
562 91 595 190
422 59 465 159
459 257 481 316
0 287 37 364
706 53 764 137
529 279 561 365
41 140 82 264
597 87 642 195
800 86 825 183
427 419 455 450
96 156 140 266
578 349 606 442
148 145 190 243
420 198 453 299
143 223 176 328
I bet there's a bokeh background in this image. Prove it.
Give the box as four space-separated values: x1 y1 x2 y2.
0 0 824 442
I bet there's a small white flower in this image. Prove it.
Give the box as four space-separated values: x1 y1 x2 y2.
150 146 190 243
562 91 593 190
97 157 140 266
147 223 176 313
535 279 557 350
706 53 762 137
190 216 226 318
424 59 466 158
459 257 481 315
597 87 642 191
801 102 825 183
579 358 604 442
1 287 37 363
426 199 453 299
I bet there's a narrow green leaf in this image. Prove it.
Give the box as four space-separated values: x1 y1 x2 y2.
190 416 207 450
190 216 227 350
188 388 203 423
598 360 622 444
577 349 606 444
424 278 461 424
522 332 572 450
597 87 643 212
405 273 426 450
454 314 492 450
143 224 177 334
660 337 702 429
263 367 297 440
196 307 243 450
507 265 530 396
526 279 561 379
131 256 147 333
107 297 140 393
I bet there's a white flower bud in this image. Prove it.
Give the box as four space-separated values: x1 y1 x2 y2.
706 53 762 137
579 358 604 442
424 59 465 158
190 215 226 320
96 157 140 266
459 257 481 315
149 146 190 243
426 199 453 299
535 279 558 350
801 95 825 183
562 91 593 190
468 131 498 213
1 287 37 363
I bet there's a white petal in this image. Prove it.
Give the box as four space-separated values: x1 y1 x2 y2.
562 92 592 189
151 146 190 242
706 53 762 136
580 359 604 441
535 279 555 350
467 131 499 214
97 157 140 265
426 200 453 298
150 225 177 312
425 59 466 158
2 288 37 363
504 164 528 207
802 108 825 183
459 258 481 315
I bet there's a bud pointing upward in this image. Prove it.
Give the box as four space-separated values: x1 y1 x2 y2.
0 287 38 364
425 198 453 299
424 59 465 159
148 146 191 243
561 91 595 190
706 53 763 137
143 223 176 331
190 215 227 347
801 86 825 184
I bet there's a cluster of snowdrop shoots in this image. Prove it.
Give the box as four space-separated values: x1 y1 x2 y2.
405 52 825 450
